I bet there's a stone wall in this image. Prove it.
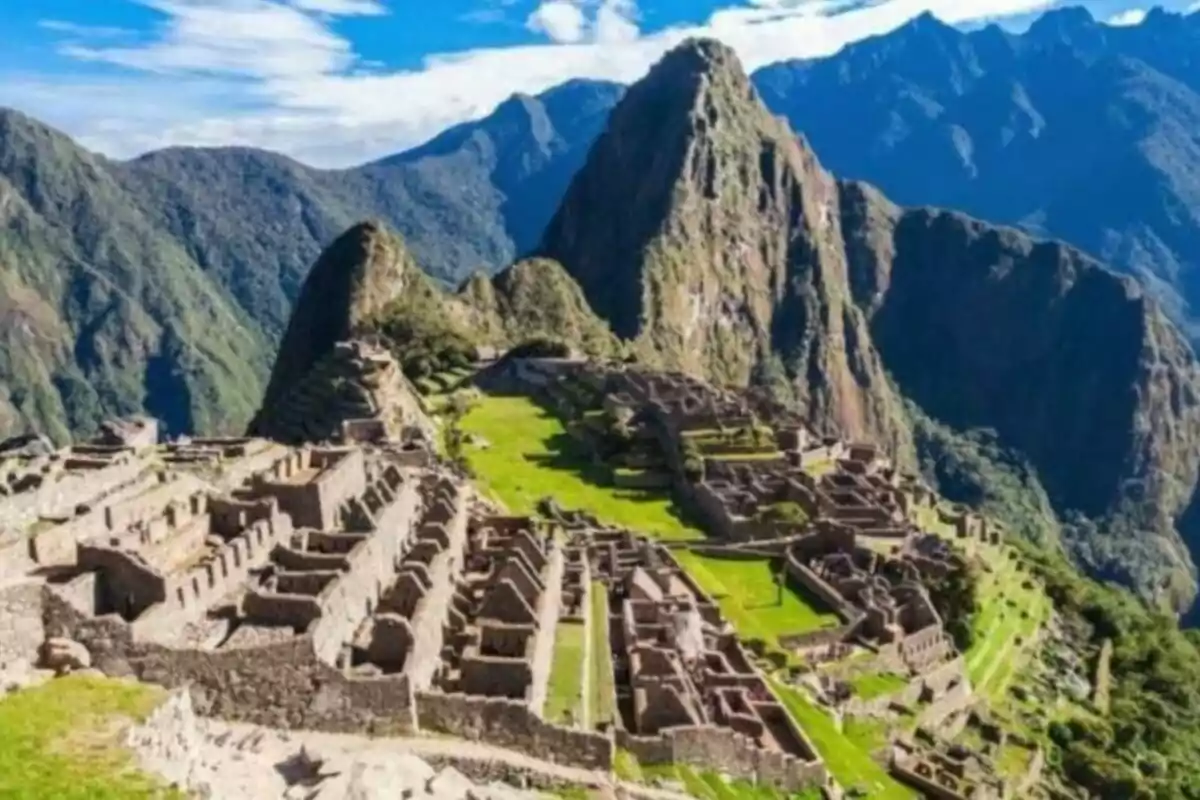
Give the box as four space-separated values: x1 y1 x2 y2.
0 456 146 533
77 544 167 618
0 581 44 669
310 479 419 663
165 511 294 617
405 487 469 691
0 538 37 583
917 678 974 729
844 657 967 716
783 553 861 625
251 448 367 531
890 758 968 800
619 726 825 792
415 691 613 770
42 584 420 733
25 470 165 568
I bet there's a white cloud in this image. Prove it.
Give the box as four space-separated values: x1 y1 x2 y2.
1107 8 1147 25
38 20 138 38
3 0 1166 168
290 0 386 14
526 0 640 44
594 0 641 43
526 1 589 43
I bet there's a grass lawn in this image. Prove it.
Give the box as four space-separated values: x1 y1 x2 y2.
544 621 587 725
459 395 704 541
842 715 891 755
0 675 177 799
672 551 840 648
588 582 616 729
769 681 916 799
850 672 909 701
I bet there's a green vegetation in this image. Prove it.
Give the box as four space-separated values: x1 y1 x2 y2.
457 394 703 541
1016 541 1200 798
588 583 616 728
961 548 1048 703
504 337 575 360
848 672 908 701
464 258 620 358
769 681 915 799
673 551 839 652
545 621 587 725
841 715 891 754
754 502 809 526
0 674 176 799
615 750 822 800
375 271 478 381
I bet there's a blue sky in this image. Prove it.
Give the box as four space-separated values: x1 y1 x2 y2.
0 0 1193 167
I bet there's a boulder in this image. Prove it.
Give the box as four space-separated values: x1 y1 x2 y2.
39 637 91 675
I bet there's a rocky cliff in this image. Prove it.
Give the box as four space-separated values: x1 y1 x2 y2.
540 38 1200 609
538 39 913 461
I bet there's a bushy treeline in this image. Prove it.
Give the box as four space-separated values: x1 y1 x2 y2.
1016 541 1200 798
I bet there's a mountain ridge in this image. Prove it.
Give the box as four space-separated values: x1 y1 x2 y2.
537 35 1200 611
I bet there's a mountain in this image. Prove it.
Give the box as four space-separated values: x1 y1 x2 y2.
246 221 430 444
459 257 620 357
118 78 624 341
539 36 1200 611
537 39 914 462
753 6 1200 337
0 108 270 441
0 80 623 441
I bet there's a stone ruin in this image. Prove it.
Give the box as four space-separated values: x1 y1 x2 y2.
502 362 992 716
249 339 433 448
558 515 830 793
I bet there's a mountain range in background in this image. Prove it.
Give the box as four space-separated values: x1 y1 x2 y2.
5 5 1200 611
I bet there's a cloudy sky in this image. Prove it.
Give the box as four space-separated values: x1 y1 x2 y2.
0 0 1193 167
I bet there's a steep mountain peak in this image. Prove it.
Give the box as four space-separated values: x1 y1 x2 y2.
539 41 912 455
252 220 417 419
489 92 555 146
1026 5 1098 41
638 37 756 111
895 10 960 40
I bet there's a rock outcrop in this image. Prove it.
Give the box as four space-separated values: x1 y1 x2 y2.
247 223 429 444
458 258 618 357
539 37 1200 609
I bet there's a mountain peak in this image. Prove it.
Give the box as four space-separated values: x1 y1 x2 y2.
251 220 418 419
647 37 751 96
538 41 910 452
1027 5 1097 38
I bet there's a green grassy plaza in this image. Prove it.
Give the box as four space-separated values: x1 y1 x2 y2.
0 675 177 799
671 551 841 649
458 394 704 541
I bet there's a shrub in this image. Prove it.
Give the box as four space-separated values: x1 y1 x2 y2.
506 337 573 359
